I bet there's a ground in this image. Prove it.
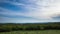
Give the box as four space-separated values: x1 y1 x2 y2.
0 30 60 34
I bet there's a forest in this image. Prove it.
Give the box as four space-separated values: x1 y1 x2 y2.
0 22 60 32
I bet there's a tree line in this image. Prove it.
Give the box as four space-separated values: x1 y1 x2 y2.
0 22 60 32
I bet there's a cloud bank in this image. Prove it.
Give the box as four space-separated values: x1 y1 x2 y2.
0 0 60 23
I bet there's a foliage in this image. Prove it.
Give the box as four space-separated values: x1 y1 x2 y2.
0 30 60 34
0 22 60 32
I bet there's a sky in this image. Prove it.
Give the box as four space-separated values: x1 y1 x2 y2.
0 0 60 23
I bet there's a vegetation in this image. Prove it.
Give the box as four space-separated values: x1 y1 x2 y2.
0 30 60 34
0 22 60 32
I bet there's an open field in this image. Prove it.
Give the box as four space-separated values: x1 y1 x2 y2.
0 30 60 34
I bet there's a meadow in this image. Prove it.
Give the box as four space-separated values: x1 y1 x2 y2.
0 30 60 34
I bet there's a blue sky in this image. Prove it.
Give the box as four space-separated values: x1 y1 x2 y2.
0 0 60 23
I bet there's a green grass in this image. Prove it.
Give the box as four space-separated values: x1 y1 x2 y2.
0 30 60 34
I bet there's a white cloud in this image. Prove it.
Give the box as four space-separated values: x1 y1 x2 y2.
0 16 42 23
1 0 60 18
0 0 60 23
21 0 60 20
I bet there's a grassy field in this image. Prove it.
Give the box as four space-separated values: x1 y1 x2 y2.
0 30 60 34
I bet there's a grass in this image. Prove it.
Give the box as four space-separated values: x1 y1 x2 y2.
0 30 60 34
